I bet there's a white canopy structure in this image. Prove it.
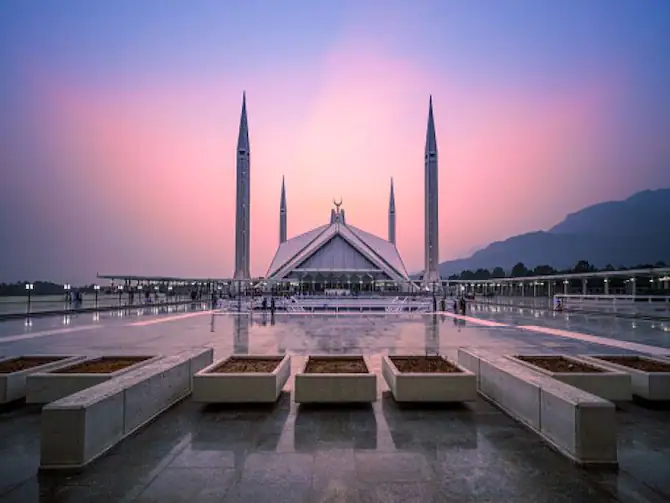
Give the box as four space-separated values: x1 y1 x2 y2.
265 203 411 290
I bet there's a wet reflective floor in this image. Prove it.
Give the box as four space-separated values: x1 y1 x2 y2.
1 312 669 502
468 303 670 349
0 304 211 348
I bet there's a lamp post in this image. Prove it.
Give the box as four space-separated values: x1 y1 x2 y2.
64 283 71 305
117 285 123 306
93 284 100 307
25 283 34 314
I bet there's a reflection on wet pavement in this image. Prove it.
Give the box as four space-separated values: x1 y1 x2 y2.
0 313 668 502
466 304 670 349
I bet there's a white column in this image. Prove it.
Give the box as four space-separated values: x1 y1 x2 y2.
582 279 588 295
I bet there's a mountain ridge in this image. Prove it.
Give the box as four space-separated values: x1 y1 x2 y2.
435 188 670 276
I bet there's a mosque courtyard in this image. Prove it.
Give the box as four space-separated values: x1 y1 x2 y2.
0 307 669 502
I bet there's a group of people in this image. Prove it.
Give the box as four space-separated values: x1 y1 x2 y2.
432 295 468 314
453 296 467 315
64 290 84 306
128 290 162 305
260 297 277 313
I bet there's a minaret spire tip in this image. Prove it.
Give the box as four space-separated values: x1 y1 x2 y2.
425 95 437 154
388 176 396 244
237 91 249 151
280 176 286 205
279 175 287 243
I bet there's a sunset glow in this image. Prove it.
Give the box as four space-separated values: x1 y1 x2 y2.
1 1 669 283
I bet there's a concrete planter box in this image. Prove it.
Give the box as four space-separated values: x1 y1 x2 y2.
294 355 376 404
458 348 617 467
577 354 670 401
507 354 632 401
382 355 476 402
0 355 85 404
40 348 213 471
26 355 162 404
193 354 291 403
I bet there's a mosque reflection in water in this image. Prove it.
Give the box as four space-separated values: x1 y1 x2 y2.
221 312 451 357
204 313 478 458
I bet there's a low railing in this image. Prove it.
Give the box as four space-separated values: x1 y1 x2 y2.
385 296 404 313
0 296 211 320
0 294 192 316
286 296 305 313
554 294 670 317
470 294 670 319
216 294 434 313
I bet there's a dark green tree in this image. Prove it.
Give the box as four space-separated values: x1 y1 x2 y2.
459 270 475 280
532 264 556 276
510 262 529 277
491 266 506 278
572 260 596 273
473 268 491 280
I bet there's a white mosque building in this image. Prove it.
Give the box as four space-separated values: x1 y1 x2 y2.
232 93 441 293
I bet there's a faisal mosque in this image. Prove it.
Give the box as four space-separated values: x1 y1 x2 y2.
232 93 441 293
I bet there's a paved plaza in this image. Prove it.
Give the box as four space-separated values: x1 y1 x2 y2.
1 307 669 502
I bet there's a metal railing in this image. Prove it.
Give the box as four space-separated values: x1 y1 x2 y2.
214 294 435 314
553 294 670 317
0 294 209 319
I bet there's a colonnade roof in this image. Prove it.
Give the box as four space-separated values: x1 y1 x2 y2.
98 265 670 285
96 274 231 284
96 274 406 285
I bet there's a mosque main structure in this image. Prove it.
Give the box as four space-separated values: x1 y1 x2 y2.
232 93 441 292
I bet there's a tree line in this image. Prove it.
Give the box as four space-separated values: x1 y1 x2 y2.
448 260 667 281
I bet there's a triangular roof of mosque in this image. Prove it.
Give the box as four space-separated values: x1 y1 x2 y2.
265 217 409 281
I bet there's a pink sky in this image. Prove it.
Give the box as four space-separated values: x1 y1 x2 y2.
25 38 631 279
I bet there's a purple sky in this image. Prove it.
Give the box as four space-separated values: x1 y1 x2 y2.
1 0 669 284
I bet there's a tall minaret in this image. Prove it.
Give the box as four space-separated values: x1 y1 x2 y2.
279 176 287 244
423 96 440 286
234 92 251 280
388 177 396 245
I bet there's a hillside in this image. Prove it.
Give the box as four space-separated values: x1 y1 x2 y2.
437 188 670 276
